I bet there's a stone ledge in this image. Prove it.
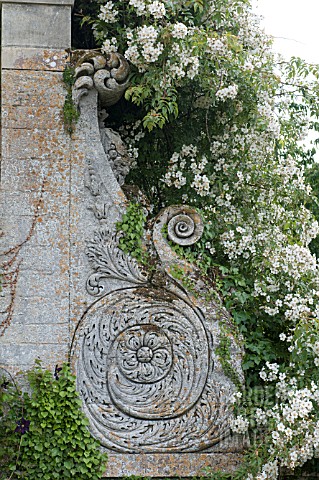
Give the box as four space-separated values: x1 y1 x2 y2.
0 0 74 6
2 47 69 70
103 453 244 477
2 4 71 50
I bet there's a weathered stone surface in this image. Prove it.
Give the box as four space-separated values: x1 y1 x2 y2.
0 191 40 216
67 88 128 342
9 297 69 325
0 344 68 371
104 452 243 477
73 52 130 109
15 272 67 299
2 105 64 130
2 70 68 106
1 47 69 70
0 216 38 250
19 245 65 274
0 3 245 473
1 159 49 192
73 286 236 452
0 41 71 370
2 127 69 160
0 0 74 4
2 4 71 49
1 323 69 346
69 67 245 473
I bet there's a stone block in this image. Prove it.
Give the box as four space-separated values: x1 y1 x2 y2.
19 245 63 274
29 214 69 247
0 344 68 370
0 0 74 4
2 4 71 49
1 70 65 108
1 47 69 70
0 190 41 216
2 127 69 161
15 271 68 299
0 323 69 346
10 296 69 325
0 215 36 251
0 214 66 251
2 105 63 130
104 453 243 477
0 159 49 192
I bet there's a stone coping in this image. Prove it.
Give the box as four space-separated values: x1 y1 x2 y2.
0 0 74 5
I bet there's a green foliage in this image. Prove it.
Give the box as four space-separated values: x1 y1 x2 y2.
125 85 179 131
0 363 107 480
62 66 79 135
169 263 200 296
214 265 280 386
233 384 276 439
215 325 243 391
72 1 319 476
0 375 25 478
116 202 147 262
62 66 76 89
72 0 99 49
306 161 319 257
164 222 281 386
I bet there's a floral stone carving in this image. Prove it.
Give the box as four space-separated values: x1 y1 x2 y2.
70 53 244 456
73 286 234 452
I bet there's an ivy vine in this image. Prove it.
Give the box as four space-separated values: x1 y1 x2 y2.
62 66 79 135
116 202 147 263
0 363 107 480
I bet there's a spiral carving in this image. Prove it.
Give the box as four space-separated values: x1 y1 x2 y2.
73 287 231 452
73 53 130 108
168 213 200 246
157 206 204 247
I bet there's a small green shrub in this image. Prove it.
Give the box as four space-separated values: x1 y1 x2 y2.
0 363 107 480
116 202 146 262
62 66 79 135
0 374 25 478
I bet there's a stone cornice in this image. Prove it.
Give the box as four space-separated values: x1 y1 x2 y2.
0 0 74 6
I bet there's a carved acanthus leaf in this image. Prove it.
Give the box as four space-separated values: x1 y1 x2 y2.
86 228 148 296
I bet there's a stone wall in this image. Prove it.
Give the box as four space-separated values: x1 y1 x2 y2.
0 3 245 476
0 0 74 371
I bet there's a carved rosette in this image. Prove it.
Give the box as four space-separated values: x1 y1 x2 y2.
73 287 232 452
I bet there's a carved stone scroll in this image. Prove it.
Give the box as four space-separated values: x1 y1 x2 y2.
72 287 234 452
73 52 130 108
70 52 245 473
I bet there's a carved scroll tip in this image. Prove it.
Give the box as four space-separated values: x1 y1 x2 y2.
72 52 130 109
157 205 204 247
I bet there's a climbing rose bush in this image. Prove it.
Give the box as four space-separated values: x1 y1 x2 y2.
77 0 319 477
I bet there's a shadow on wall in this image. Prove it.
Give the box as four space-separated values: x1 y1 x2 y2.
72 0 98 49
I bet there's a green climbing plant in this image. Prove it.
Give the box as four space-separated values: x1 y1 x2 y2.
0 363 107 480
62 66 79 135
116 202 147 262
